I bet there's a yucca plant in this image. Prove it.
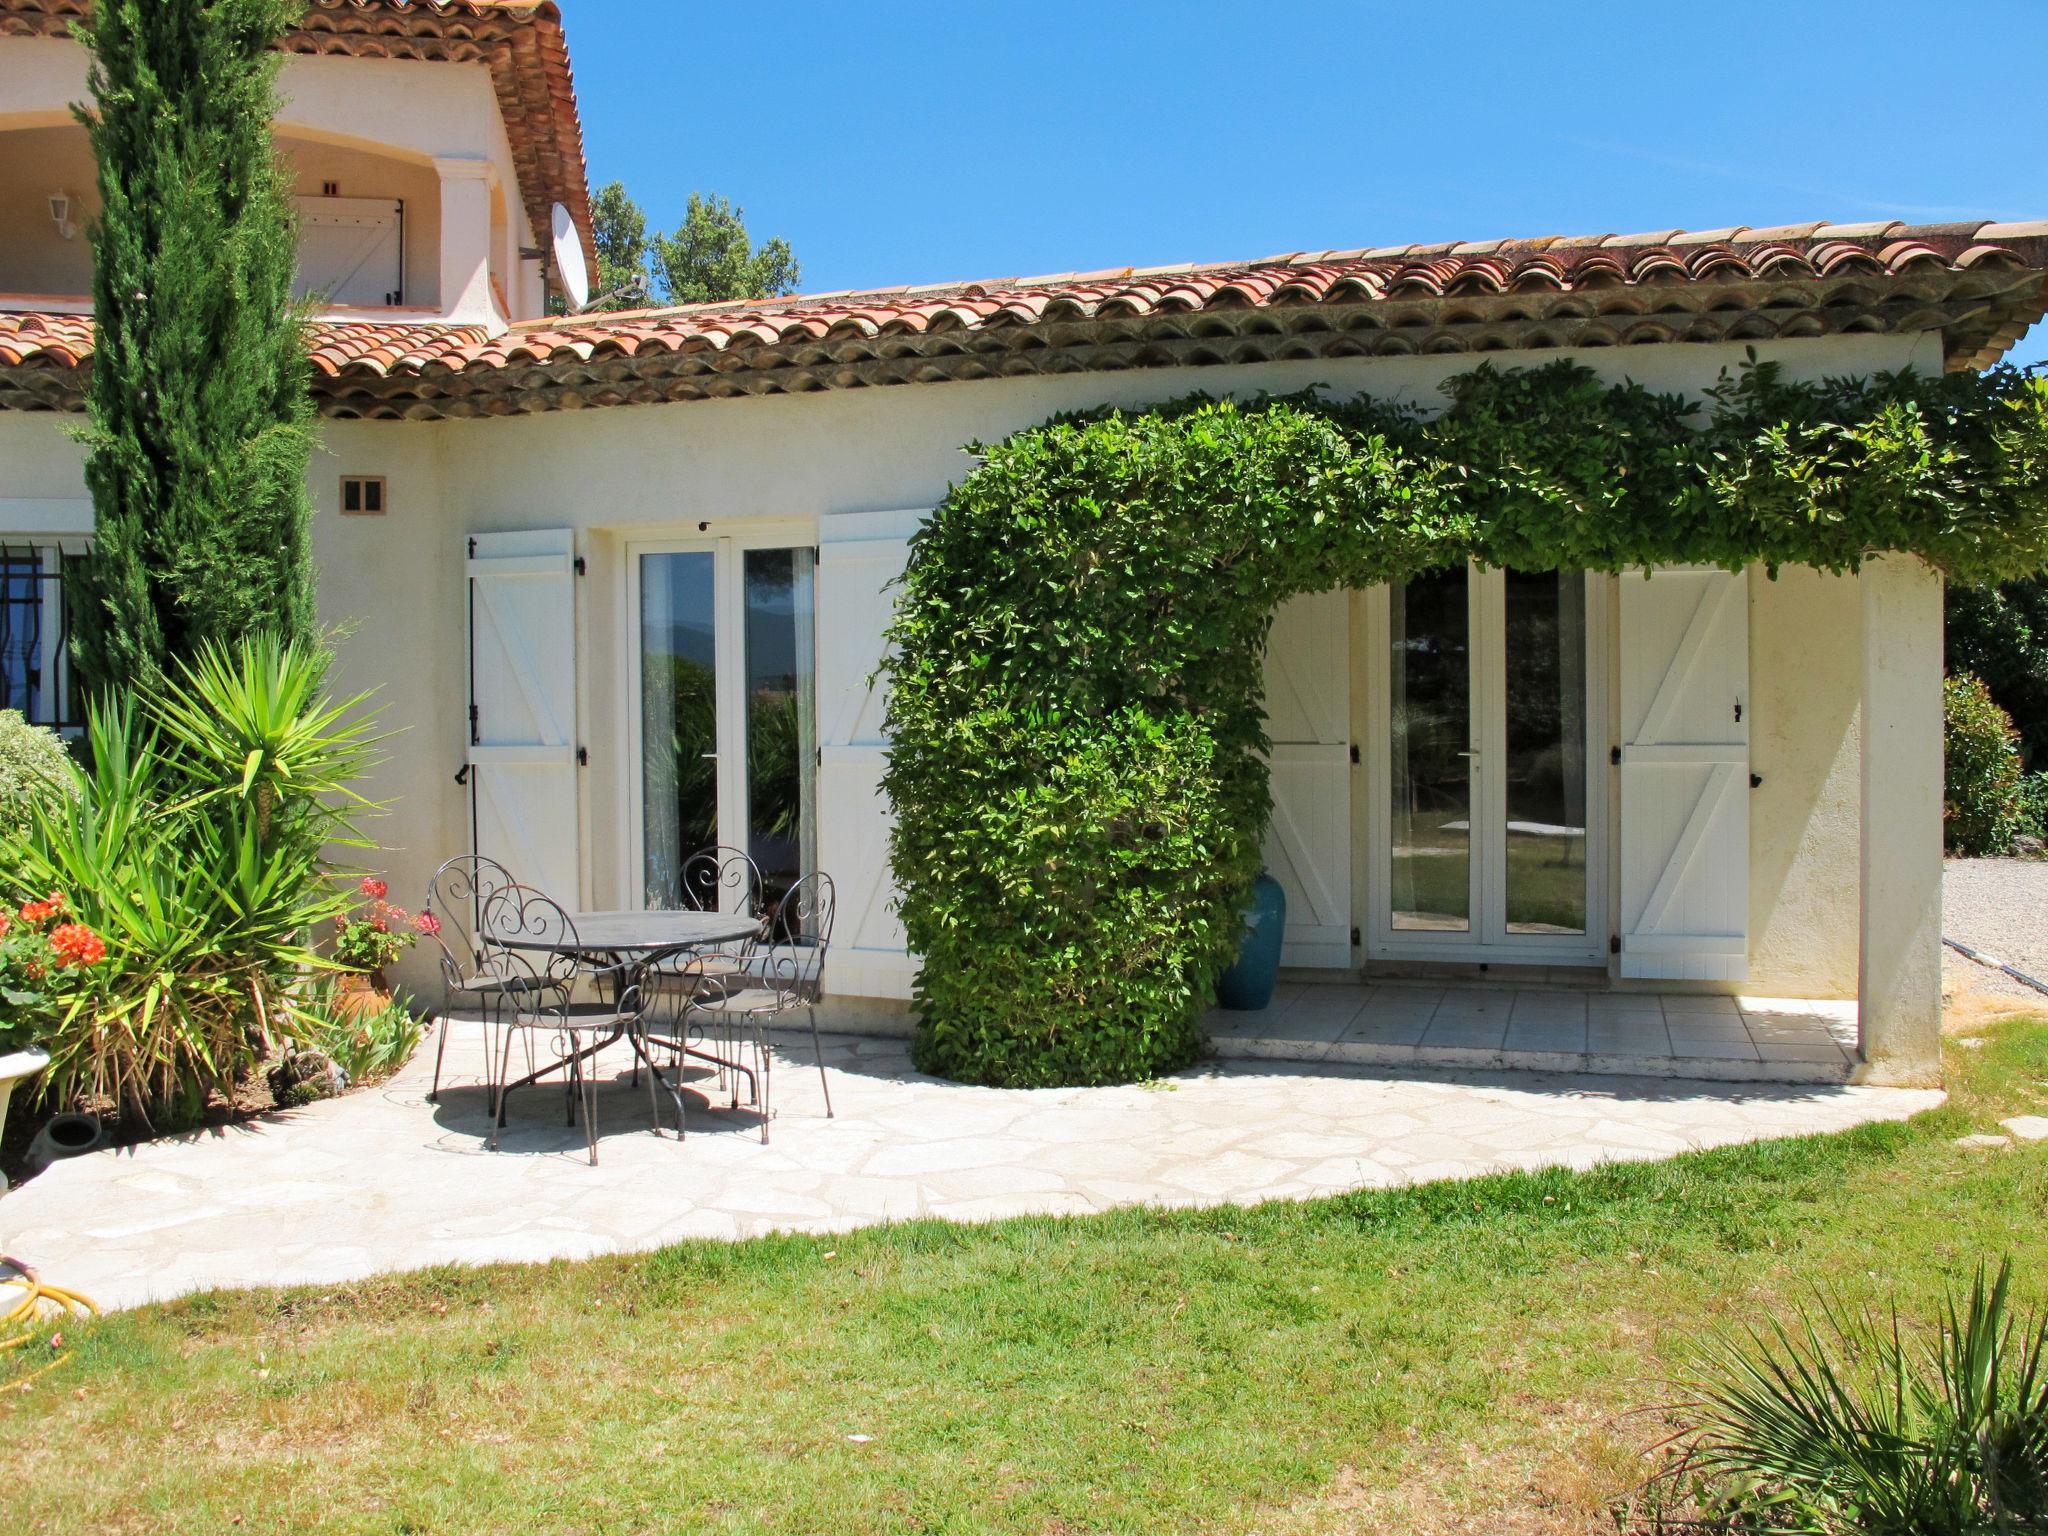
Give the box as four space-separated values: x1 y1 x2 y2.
4 638 383 1128
1670 1261 2048 1534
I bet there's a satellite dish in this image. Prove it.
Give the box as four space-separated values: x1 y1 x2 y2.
551 201 590 311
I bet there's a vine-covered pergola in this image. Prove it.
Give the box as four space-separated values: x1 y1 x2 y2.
881 358 2048 1089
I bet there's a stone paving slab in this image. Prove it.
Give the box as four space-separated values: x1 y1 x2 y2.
0 1029 1940 1312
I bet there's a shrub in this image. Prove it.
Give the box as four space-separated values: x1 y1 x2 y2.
2 637 380 1128
330 877 426 975
2019 771 2048 846
1949 576 2048 765
903 707 1248 1087
0 710 73 841
1945 672 2027 856
1669 1261 2048 1535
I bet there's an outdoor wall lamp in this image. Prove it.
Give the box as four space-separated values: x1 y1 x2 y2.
48 192 74 240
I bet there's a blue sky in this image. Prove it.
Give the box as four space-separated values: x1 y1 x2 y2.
569 0 2048 367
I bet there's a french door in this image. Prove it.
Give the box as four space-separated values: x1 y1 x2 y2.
628 531 818 911
1360 565 1610 966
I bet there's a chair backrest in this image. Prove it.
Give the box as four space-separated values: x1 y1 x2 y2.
755 870 834 1000
421 854 517 989
676 845 765 917
477 882 583 995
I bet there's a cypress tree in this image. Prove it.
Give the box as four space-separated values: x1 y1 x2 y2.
69 0 318 696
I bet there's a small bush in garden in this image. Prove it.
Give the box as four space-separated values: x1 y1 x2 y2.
1 636 381 1128
1663 1261 2048 1536
1945 672 2027 856
0 893 109 1053
0 710 73 842
904 707 1248 1087
2012 770 2048 850
331 877 428 978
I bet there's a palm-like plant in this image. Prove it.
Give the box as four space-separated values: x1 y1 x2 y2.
7 638 383 1127
1671 1261 2048 1534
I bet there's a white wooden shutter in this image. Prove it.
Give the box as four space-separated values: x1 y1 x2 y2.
815 509 922 1000
467 530 580 905
1262 590 1353 968
1618 568 1749 980
297 197 403 307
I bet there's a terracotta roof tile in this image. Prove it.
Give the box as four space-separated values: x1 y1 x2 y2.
0 0 594 276
4 217 2046 416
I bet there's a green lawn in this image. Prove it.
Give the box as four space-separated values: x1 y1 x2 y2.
5 1020 2046 1536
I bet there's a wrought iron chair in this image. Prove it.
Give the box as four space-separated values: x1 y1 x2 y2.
678 871 836 1144
483 884 646 1167
419 853 530 1104
645 845 767 1088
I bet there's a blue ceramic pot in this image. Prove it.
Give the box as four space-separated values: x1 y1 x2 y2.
1216 872 1287 1011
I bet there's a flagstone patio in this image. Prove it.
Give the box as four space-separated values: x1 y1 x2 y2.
0 1017 1940 1313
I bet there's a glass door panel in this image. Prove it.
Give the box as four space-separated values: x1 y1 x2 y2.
1502 571 1589 935
639 551 718 908
1389 566 1472 931
742 547 818 906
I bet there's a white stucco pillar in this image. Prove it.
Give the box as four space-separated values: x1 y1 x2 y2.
433 156 501 329
1858 555 1944 1085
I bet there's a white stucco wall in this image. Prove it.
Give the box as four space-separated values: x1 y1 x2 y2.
0 328 1947 1008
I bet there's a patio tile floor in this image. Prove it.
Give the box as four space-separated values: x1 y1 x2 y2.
1211 982 1863 1083
0 998 1928 1312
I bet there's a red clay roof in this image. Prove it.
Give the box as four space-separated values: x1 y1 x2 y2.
0 0 595 277
4 218 2046 417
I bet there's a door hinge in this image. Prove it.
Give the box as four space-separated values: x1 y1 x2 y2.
573 555 587 576
577 745 589 767
468 703 480 746
1350 927 1362 948
1733 700 1743 723
1349 743 1361 766
1610 746 1622 767
466 536 477 558
1609 934 1621 956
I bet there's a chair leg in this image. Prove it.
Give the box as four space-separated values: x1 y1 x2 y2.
581 1047 601 1166
808 1005 834 1120
489 1026 517 1152
429 1012 452 1104
757 1019 772 1145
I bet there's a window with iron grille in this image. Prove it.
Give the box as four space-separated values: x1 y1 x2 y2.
0 540 86 733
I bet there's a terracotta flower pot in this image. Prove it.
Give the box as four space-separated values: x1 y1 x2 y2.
334 969 393 1020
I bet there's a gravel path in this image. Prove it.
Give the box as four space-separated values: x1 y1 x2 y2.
1944 858 2048 1004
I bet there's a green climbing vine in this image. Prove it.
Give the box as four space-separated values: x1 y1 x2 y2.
882 357 2048 1088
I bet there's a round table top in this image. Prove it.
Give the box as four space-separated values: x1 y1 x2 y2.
497 909 762 954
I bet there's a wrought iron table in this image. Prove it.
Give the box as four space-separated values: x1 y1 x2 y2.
493 909 764 1136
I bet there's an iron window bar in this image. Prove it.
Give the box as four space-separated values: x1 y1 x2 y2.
0 540 87 733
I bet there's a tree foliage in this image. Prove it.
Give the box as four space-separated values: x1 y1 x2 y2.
68 0 318 697
584 181 800 312
1949 576 2048 766
884 358 2048 1087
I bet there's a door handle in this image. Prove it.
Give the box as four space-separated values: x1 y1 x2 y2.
1456 750 1480 759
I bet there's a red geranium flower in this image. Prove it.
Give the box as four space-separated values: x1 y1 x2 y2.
49 923 107 968
20 891 67 924
360 877 389 901
415 910 443 937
